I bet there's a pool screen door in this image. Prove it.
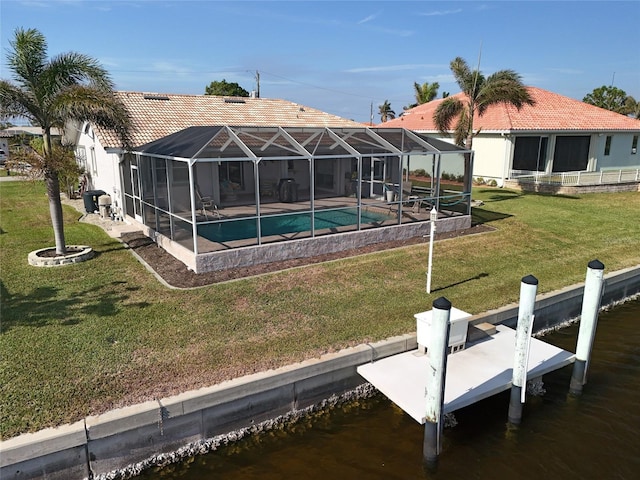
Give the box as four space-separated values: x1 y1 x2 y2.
130 164 143 222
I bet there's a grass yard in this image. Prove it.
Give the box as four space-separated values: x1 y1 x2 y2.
1 180 639 439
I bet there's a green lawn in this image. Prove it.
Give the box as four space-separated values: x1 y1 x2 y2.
1 180 639 439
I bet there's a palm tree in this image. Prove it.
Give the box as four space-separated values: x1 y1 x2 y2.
405 81 440 110
378 100 396 123
433 56 534 188
0 28 131 255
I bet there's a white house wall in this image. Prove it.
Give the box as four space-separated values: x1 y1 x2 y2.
594 132 640 170
75 124 123 212
469 135 510 185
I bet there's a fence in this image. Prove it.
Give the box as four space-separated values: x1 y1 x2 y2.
510 168 640 186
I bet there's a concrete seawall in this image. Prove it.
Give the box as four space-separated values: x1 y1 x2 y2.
2 265 639 480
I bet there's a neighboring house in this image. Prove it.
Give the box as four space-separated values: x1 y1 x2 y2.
1 126 63 169
1 126 63 154
68 91 472 272
1 126 63 143
380 87 640 188
0 132 9 164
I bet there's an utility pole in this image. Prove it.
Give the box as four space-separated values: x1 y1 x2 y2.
255 70 260 98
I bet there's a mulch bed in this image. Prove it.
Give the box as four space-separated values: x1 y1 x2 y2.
121 224 494 289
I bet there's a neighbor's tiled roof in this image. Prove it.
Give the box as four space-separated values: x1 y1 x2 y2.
380 87 640 132
95 92 364 149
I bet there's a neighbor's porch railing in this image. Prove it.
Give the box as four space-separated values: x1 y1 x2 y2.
509 168 640 186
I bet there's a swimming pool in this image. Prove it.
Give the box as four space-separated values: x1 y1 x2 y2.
198 208 393 243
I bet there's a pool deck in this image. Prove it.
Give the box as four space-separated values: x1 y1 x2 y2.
357 324 576 423
193 195 438 253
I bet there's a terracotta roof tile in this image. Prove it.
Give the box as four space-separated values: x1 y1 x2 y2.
380 87 640 132
96 92 364 149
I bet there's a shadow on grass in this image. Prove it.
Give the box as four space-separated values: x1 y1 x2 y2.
477 189 524 202
0 279 151 332
472 207 512 225
432 272 489 293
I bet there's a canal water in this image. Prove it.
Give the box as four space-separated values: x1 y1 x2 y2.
139 298 640 479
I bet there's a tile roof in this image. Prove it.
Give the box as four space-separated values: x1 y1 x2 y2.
380 87 640 133
94 92 364 149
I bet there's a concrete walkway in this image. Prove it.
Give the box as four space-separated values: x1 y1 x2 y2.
61 196 141 238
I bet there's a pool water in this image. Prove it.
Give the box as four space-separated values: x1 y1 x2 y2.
198 208 392 243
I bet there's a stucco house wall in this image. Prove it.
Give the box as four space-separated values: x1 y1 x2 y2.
74 122 123 213
595 132 639 169
464 134 510 183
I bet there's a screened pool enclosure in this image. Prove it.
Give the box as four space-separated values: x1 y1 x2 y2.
124 126 473 272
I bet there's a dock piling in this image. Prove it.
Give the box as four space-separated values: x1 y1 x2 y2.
423 297 451 468
570 260 605 396
508 275 538 425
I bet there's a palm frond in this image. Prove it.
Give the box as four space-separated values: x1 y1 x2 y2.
48 52 115 91
7 28 48 89
450 57 481 95
476 70 534 114
0 80 40 122
54 86 133 148
453 111 470 147
433 97 463 133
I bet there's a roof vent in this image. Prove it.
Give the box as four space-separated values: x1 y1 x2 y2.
143 94 170 101
224 98 246 104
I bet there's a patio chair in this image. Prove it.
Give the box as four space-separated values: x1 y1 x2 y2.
196 186 220 220
260 178 278 197
402 181 420 212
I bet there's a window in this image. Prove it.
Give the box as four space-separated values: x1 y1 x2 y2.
604 136 612 156
90 147 97 176
553 136 590 172
219 161 244 188
513 136 548 171
83 122 94 139
76 146 87 170
632 135 638 155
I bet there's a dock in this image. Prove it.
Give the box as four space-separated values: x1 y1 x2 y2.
357 324 576 423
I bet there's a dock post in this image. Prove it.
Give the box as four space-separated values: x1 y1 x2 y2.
570 260 605 396
508 275 538 425
423 297 451 468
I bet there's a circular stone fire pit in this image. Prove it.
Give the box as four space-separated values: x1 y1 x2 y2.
28 245 94 267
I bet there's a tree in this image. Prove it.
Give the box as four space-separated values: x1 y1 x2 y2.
405 81 440 110
433 56 534 188
378 100 396 122
626 96 640 119
0 28 131 255
583 85 634 115
205 79 250 97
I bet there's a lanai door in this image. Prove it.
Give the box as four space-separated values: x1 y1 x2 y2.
130 163 143 222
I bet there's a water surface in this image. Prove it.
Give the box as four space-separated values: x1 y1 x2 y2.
140 298 640 479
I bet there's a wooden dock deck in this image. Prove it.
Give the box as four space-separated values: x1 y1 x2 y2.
357 324 576 423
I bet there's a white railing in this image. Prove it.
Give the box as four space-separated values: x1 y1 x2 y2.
509 169 640 186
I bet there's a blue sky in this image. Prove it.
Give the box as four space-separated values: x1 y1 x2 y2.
1 0 639 123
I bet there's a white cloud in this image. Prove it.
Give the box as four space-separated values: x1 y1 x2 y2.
357 13 378 25
419 9 463 17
